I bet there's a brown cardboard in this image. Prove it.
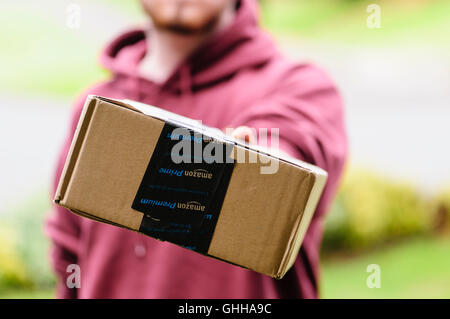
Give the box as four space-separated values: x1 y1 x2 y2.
54 95 327 279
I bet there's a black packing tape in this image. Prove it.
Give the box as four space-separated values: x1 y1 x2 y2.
132 122 235 254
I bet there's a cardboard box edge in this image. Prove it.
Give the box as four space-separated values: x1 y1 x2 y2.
54 95 99 205
275 169 328 279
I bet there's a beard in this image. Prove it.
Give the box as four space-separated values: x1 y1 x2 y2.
145 1 226 35
158 16 220 35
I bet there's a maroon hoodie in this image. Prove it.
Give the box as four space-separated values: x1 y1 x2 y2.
46 0 347 299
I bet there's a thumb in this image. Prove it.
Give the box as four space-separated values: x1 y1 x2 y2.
228 126 257 144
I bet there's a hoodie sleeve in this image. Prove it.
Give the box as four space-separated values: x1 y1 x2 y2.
227 63 348 218
45 96 86 299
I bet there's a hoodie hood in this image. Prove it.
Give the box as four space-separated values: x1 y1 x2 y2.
99 0 278 94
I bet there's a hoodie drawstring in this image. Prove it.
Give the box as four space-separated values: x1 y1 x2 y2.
180 64 194 112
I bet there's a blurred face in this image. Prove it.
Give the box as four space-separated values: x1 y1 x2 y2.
139 0 232 35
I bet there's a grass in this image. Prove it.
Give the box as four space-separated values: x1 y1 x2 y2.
0 288 54 299
1 232 449 298
321 235 450 298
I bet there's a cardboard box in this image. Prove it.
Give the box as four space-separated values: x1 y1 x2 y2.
54 95 327 279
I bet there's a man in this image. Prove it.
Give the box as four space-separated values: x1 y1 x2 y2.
46 0 347 298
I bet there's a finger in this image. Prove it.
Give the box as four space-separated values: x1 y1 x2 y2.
230 126 257 144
